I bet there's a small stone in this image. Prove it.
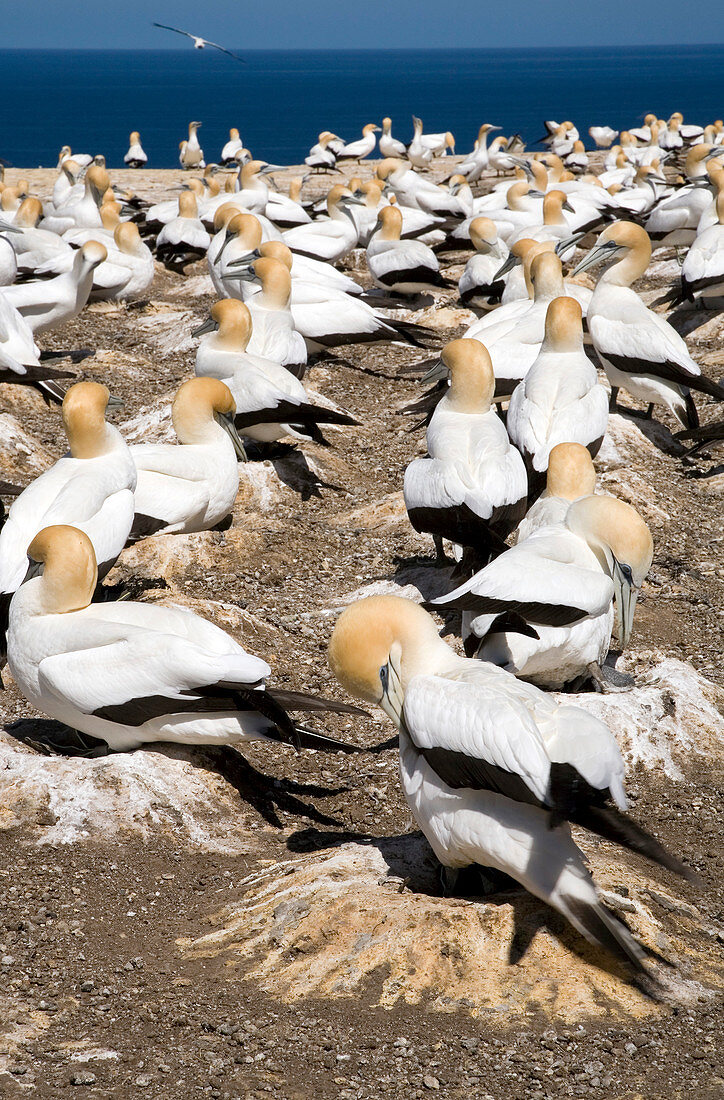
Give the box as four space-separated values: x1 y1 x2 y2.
80 981 94 992
461 1038 479 1051
70 1071 97 1085
624 1042 637 1055
1 955 15 966
423 1076 440 1090
134 1075 153 1087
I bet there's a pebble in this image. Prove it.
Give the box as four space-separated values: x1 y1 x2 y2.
70 1071 97 1085
423 1075 440 1090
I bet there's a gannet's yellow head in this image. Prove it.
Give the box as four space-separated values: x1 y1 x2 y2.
26 525 98 614
545 442 596 501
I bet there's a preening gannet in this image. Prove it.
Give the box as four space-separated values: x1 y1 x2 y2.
403 339 527 565
305 132 338 173
366 205 452 295
2 241 108 334
506 297 609 496
129 378 246 539
429 494 652 691
124 131 147 168
153 22 245 61
572 222 724 427
7 526 369 756
0 383 136 662
193 299 357 445
215 255 307 376
221 128 244 164
329 595 691 976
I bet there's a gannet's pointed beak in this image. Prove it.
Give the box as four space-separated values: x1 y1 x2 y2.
379 648 404 728
555 231 586 255
420 358 448 383
562 198 576 213
493 253 518 279
192 316 219 338
215 410 248 462
226 248 261 269
612 557 638 648
260 164 283 175
570 240 620 276
106 393 125 410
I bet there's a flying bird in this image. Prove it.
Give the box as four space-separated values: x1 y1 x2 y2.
152 22 246 62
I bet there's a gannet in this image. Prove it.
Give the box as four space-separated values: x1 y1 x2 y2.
515 441 597 542
458 124 502 182
213 256 307 376
406 117 434 168
572 222 724 426
152 22 245 61
465 251 586 396
51 159 82 208
458 218 509 310
366 205 451 295
41 165 110 234
0 292 72 401
645 147 722 247
589 126 619 149
337 124 381 162
403 339 527 565
0 230 17 286
7 524 370 757
507 190 579 256
2 241 108 334
124 131 147 168
221 127 244 164
566 141 589 173
305 132 338 173
379 117 407 158
129 379 245 539
488 136 516 175
282 185 362 264
265 178 312 230
88 223 155 301
57 145 92 169
193 299 356 444
329 595 690 976
0 383 135 661
675 190 724 306
228 240 432 351
209 210 263 293
180 122 205 169
429 494 652 693
155 191 210 271
506 297 609 497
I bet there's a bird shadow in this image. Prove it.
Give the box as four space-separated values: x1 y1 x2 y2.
244 441 344 500
3 719 349 830
656 302 722 336
613 407 687 456
284 826 653 990
682 460 724 479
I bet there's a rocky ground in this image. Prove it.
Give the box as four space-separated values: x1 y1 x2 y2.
0 160 722 1099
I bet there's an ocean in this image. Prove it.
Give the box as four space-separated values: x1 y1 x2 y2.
1 45 722 169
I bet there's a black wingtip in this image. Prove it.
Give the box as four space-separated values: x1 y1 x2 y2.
267 688 368 717
292 725 368 753
579 804 701 884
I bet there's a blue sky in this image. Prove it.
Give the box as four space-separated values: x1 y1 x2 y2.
4 0 724 49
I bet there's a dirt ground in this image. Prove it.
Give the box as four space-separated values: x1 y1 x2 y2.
0 159 722 1099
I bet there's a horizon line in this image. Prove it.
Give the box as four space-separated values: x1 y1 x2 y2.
0 43 722 52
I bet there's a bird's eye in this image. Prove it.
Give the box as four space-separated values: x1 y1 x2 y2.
620 563 633 583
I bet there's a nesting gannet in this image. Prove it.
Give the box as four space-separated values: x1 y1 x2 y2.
337 124 381 162
89 223 155 301
282 185 362 264
179 122 205 169
428 494 652 691
644 147 721 246
515 441 597 542
265 178 312 230
329 595 690 975
2 241 107 334
0 229 17 286
458 218 509 309
7 524 370 757
211 257 307 376
155 191 211 271
589 126 619 149
572 222 724 426
153 22 245 61
228 240 431 351
507 297 609 497
366 206 451 295
0 383 135 659
129 379 245 539
41 165 110 234
124 131 147 168
379 117 407 159
403 339 527 565
193 299 356 445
